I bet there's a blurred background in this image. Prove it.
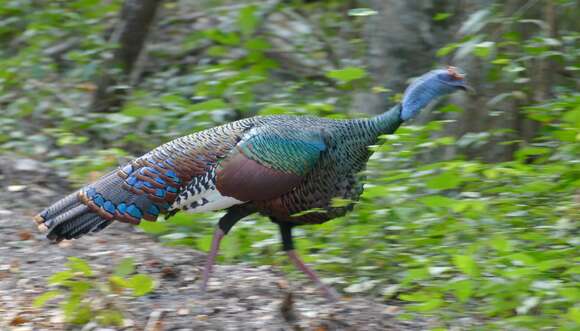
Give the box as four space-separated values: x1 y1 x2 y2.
0 0 578 329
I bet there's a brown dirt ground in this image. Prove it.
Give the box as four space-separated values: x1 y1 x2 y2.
0 155 429 330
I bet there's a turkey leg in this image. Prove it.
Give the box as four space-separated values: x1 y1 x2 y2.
200 226 225 292
200 205 254 292
279 223 340 301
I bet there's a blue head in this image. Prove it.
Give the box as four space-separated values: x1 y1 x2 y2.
400 67 471 121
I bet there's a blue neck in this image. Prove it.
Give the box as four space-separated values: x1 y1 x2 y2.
371 104 404 135
400 72 457 121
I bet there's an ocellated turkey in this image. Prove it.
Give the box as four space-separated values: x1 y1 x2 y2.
35 67 470 300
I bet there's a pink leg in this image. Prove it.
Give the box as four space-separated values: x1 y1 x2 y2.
287 249 340 302
200 227 225 292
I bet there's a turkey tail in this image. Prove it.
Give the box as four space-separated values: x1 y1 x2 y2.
33 191 103 241
34 155 183 242
34 194 111 242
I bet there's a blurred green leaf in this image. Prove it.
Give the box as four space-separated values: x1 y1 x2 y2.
562 106 580 126
515 147 550 160
449 279 473 302
189 99 228 112
426 172 462 190
114 258 135 277
65 257 93 277
325 67 367 83
122 106 163 118
433 13 452 21
109 275 131 289
48 271 74 285
489 235 512 253
238 5 259 36
474 41 494 58
244 37 270 51
418 195 455 208
128 274 155 296
140 221 169 235
567 307 580 324
33 290 61 308
437 42 460 57
453 255 479 277
97 309 124 326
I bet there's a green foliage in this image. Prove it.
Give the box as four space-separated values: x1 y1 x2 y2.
140 92 579 329
37 257 155 326
433 12 453 21
326 66 368 83
238 5 259 36
437 1 578 98
3 0 579 329
127 274 155 296
0 0 357 168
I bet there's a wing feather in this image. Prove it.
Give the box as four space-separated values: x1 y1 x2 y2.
216 126 327 201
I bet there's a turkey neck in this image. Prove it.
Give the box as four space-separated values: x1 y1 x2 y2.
369 103 404 137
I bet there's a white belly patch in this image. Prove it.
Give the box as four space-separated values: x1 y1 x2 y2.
169 168 244 214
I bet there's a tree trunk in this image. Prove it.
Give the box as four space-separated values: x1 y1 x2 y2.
449 0 548 161
90 0 162 113
354 0 458 115
521 0 557 141
356 0 549 162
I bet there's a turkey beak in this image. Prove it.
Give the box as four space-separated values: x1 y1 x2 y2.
459 84 475 94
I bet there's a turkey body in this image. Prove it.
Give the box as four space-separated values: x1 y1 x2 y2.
34 108 401 301
157 112 398 225
35 106 401 241
35 67 468 300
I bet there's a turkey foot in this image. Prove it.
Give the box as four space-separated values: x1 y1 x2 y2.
278 222 340 302
287 249 340 302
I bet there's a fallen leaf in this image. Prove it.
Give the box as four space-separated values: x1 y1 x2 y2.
177 308 190 316
75 83 97 91
18 230 32 241
384 305 400 314
10 261 20 273
161 266 178 279
276 279 289 289
10 315 28 326
146 259 161 268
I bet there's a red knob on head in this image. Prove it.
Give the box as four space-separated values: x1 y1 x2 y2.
447 66 465 80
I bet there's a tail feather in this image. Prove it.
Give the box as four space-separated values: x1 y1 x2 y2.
34 191 81 226
47 213 101 241
65 215 110 240
88 218 113 234
35 156 184 242
43 204 89 229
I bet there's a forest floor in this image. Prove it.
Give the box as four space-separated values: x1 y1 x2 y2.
0 155 429 331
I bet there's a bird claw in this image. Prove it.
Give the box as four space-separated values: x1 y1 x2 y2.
199 280 208 294
319 284 341 303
